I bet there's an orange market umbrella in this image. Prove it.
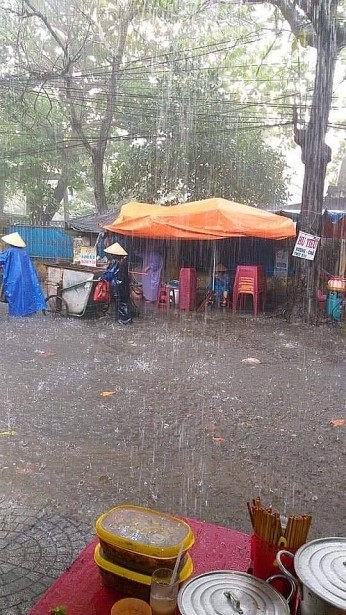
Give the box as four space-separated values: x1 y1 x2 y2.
103 198 296 241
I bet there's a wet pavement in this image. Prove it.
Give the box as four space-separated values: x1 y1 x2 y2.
0 302 345 614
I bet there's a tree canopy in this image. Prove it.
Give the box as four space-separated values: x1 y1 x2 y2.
0 0 309 219
108 76 289 206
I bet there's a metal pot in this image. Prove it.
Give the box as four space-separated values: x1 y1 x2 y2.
177 570 294 615
276 537 346 615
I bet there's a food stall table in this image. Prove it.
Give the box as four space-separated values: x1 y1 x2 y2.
28 517 250 615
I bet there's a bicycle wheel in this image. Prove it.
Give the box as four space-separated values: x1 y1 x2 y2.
44 295 69 317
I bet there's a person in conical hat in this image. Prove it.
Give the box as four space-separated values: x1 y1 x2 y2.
0 232 46 316
215 263 228 273
101 241 133 325
104 242 128 256
1 232 27 248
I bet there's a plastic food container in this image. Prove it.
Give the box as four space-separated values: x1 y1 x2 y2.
111 598 152 615
95 505 195 575
94 544 193 601
327 276 346 291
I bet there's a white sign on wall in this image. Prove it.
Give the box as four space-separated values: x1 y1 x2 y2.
79 246 97 267
292 231 320 261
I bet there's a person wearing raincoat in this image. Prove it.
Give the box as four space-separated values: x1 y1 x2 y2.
102 242 133 325
0 232 46 317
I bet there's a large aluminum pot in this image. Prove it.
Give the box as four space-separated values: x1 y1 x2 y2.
276 537 346 615
178 570 294 615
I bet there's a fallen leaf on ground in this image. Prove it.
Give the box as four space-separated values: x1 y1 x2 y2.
212 437 226 443
242 357 261 365
204 422 216 433
98 474 112 483
0 430 16 436
330 418 345 428
100 391 117 397
17 467 34 475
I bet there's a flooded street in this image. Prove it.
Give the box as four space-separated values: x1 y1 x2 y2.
0 304 345 613
0 0 344 612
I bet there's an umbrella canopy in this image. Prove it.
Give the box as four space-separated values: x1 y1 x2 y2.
103 198 296 241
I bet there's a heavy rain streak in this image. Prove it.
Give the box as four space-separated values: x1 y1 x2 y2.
0 1 345 614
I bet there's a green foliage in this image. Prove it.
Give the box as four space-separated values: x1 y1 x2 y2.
0 0 302 218
108 69 288 206
0 86 88 219
291 31 309 53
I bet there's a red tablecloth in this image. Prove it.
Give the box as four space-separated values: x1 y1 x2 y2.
28 517 250 615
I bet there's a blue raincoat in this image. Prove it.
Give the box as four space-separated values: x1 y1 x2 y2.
102 256 132 324
207 271 231 300
0 246 46 316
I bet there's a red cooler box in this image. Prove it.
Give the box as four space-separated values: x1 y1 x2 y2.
179 268 197 311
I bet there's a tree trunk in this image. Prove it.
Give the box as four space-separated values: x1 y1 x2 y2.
53 174 69 206
63 189 69 222
92 149 107 213
0 183 5 215
290 1 338 323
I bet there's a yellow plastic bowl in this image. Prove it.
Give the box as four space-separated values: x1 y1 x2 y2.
111 598 152 615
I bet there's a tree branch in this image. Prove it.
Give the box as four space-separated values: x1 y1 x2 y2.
20 0 79 80
65 69 92 156
336 22 346 49
53 173 69 205
22 0 66 53
270 0 316 46
96 9 134 154
296 0 314 23
201 0 345 49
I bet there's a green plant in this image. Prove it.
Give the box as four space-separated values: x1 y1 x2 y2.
49 606 68 615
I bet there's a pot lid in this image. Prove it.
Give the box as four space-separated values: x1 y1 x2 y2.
178 570 290 615
294 537 346 610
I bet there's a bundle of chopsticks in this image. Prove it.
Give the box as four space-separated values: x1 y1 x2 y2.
247 497 312 550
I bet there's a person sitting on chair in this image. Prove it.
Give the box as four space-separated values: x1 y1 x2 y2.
208 263 231 306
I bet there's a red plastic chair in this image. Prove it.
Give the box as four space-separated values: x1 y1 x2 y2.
157 285 171 309
232 266 266 317
179 267 197 311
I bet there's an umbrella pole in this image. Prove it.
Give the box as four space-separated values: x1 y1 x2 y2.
338 239 346 278
212 242 216 292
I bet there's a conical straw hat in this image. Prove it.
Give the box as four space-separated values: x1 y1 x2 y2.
104 242 128 256
1 232 26 248
215 263 228 272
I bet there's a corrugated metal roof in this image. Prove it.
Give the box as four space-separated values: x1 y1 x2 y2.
66 209 120 233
